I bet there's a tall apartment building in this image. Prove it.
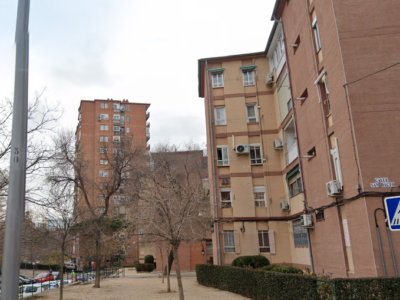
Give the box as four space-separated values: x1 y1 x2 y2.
271 0 400 277
74 99 150 267
198 51 311 269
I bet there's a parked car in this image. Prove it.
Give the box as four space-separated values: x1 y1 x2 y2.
52 272 60 280
34 273 54 283
19 275 37 284
19 284 47 298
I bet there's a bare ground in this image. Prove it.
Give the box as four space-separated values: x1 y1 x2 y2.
27 269 249 300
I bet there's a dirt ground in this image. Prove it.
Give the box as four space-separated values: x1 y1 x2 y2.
26 269 249 300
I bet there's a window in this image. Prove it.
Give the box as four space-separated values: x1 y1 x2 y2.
113 126 120 134
287 98 293 111
289 176 303 197
216 146 229 166
113 195 125 205
98 206 105 214
220 188 232 209
120 105 124 111
215 107 226 125
100 103 108 109
246 104 258 123
126 127 130 133
312 17 322 52
243 71 255 86
99 183 106 189
113 136 121 142
223 231 235 253
254 186 266 207
315 210 325 221
320 76 331 115
99 170 108 177
126 105 130 111
206 241 213 255
100 136 108 142
212 73 224 88
330 140 343 187
113 114 120 123
126 116 130 122
100 114 108 120
113 103 120 112
100 159 108 165
100 125 108 131
258 231 270 253
99 148 108 154
250 145 262 165
293 221 308 247
99 195 105 201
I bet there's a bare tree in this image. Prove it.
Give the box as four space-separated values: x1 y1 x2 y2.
47 129 143 287
135 142 210 300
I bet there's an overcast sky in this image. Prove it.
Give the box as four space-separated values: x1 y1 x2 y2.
0 0 274 148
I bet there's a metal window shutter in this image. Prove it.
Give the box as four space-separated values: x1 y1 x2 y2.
269 230 276 254
234 232 241 254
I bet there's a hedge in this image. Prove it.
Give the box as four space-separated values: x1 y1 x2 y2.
333 277 400 300
196 264 319 300
20 262 61 271
135 263 155 272
262 264 303 274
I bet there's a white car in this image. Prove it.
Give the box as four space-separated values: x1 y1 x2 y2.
19 285 47 298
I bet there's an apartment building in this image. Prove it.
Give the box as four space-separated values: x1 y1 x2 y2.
198 50 311 268
74 99 150 267
270 0 400 277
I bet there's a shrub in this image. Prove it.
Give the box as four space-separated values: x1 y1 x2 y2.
196 264 319 300
112 262 121 267
135 263 155 272
144 255 154 264
262 264 303 274
231 255 270 269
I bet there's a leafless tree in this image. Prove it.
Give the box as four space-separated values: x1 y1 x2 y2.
135 142 210 300
47 129 143 287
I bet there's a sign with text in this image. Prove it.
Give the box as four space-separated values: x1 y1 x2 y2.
384 196 400 231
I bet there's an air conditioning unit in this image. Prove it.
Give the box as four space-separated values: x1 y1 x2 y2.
301 214 313 227
280 200 290 211
236 144 249 154
97 115 101 121
221 178 230 185
266 72 274 86
326 180 342 196
274 138 283 150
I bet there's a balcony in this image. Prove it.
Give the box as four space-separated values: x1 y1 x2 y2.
113 119 120 123
286 143 298 165
146 128 150 139
146 111 150 120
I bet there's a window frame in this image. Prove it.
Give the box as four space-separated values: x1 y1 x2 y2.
220 188 232 209
214 106 227 126
98 206 105 214
223 231 235 253
212 73 224 88
100 103 108 109
99 148 108 154
312 17 322 52
246 104 258 123
126 116 130 122
99 170 108 177
100 159 108 165
216 146 229 166
243 70 255 86
250 144 262 166
100 135 108 142
288 171 302 198
254 186 266 208
258 231 270 253
100 124 108 131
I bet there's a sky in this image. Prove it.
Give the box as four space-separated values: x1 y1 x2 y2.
0 0 275 149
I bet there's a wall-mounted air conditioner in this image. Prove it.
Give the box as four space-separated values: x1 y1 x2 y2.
236 144 249 154
274 138 283 150
326 180 342 197
301 214 313 228
280 200 290 211
266 72 274 86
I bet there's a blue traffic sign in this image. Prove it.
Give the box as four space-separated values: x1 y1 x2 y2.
384 196 400 231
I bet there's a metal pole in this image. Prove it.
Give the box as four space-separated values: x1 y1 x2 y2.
2 1 30 300
386 226 398 276
376 226 387 276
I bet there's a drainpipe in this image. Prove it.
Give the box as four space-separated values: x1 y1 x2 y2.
374 208 387 276
205 60 221 265
281 20 314 274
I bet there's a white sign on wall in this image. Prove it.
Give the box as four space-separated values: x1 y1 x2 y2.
370 177 395 188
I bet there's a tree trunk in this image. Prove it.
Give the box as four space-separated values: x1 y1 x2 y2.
164 249 174 275
166 248 170 292
59 242 65 300
160 248 164 283
94 237 101 288
172 246 184 300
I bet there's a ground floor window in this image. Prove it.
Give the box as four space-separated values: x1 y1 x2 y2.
258 231 270 253
223 231 235 253
293 221 308 247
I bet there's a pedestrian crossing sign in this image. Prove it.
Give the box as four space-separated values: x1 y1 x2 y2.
384 196 400 231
